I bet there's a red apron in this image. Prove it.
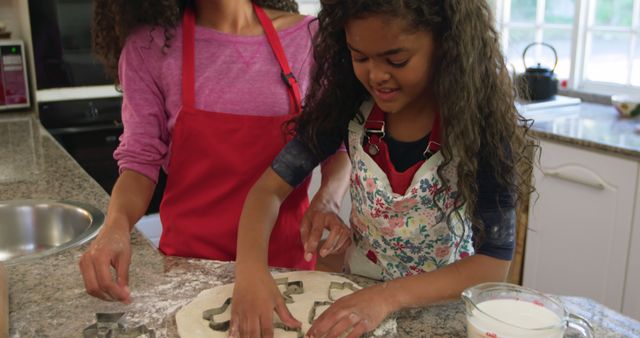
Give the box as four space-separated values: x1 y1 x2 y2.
159 4 313 269
364 105 441 195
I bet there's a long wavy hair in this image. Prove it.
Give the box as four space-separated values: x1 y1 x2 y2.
92 0 300 82
296 0 537 239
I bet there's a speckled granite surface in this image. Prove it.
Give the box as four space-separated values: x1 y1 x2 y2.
2 113 640 337
522 102 640 159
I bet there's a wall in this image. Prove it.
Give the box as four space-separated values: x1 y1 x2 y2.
0 0 23 40
298 1 321 16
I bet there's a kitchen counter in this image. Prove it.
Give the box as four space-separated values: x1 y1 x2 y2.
3 113 640 337
523 102 640 159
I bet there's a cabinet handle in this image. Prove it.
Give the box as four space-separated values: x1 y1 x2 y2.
543 170 605 190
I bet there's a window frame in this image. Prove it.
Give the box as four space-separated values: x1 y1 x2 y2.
494 0 640 96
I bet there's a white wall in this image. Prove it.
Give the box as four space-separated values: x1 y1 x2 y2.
298 0 321 16
0 0 23 39
308 166 352 224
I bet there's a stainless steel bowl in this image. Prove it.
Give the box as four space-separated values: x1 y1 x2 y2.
0 200 104 265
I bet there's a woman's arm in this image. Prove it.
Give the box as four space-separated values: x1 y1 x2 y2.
79 170 156 303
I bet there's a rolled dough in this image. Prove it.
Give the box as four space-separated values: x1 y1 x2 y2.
176 271 396 337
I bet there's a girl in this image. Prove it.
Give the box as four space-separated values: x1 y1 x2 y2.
78 0 351 304
232 0 536 337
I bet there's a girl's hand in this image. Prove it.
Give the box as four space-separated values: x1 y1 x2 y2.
306 285 394 338
231 267 301 338
78 220 132 303
301 200 351 262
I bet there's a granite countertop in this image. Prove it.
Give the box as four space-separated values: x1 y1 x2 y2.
2 113 640 337
523 102 640 159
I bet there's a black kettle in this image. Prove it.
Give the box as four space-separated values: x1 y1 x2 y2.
518 42 559 101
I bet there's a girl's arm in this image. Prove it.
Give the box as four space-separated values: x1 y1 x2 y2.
232 168 299 337
384 254 510 309
301 151 352 261
235 167 294 273
232 151 351 337
234 151 351 273
307 254 510 338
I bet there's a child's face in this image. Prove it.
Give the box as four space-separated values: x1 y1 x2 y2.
346 14 437 115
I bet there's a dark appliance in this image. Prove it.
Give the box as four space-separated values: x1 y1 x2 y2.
518 42 559 102
29 0 165 213
38 98 167 214
28 0 110 89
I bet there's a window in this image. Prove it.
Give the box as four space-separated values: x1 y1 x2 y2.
297 0 639 94
495 0 640 94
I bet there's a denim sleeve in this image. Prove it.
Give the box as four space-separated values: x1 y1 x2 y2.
271 135 337 187
474 158 517 260
475 207 516 260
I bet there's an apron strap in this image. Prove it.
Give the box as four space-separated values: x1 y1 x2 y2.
183 5 302 115
182 8 197 110
253 3 302 115
364 105 442 156
426 112 441 156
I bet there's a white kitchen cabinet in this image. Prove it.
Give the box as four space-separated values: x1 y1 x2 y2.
623 166 640 320
523 140 639 312
308 166 352 224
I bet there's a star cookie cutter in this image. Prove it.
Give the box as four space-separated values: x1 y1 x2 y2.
275 277 304 303
328 281 358 301
308 301 334 324
202 279 305 336
82 312 155 338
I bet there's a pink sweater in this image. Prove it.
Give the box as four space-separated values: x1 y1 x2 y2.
114 16 317 183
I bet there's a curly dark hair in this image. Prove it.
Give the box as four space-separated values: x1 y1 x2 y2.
92 0 300 82
296 0 537 237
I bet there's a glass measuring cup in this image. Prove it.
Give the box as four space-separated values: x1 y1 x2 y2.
462 283 594 338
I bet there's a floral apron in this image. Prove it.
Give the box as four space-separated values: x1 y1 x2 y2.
346 101 475 281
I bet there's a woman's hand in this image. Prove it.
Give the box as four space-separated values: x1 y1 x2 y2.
78 219 132 303
301 199 352 262
231 267 301 338
306 284 394 338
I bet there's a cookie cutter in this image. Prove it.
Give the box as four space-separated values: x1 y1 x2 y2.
272 323 304 338
328 281 358 301
275 277 304 303
202 297 232 331
308 301 333 324
203 279 305 335
82 312 155 338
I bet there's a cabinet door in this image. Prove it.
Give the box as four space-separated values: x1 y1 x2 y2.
523 140 638 311
623 167 640 321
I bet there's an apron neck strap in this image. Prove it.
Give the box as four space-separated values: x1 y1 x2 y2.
181 5 302 115
364 104 442 156
253 4 302 115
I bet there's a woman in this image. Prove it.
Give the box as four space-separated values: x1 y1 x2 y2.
79 0 351 304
